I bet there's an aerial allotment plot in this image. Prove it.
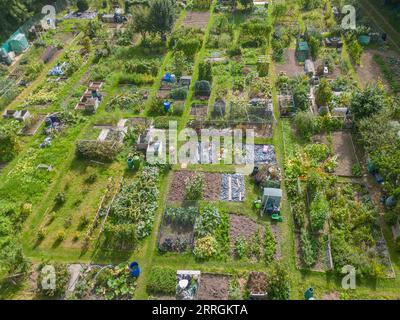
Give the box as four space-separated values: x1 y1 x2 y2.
0 0 400 302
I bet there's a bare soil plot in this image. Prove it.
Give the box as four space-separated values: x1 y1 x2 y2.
167 171 222 202
229 214 265 248
157 89 171 98
190 104 208 117
274 49 304 77
247 272 268 296
357 50 386 88
322 291 340 300
197 274 230 300
314 132 358 177
183 11 211 29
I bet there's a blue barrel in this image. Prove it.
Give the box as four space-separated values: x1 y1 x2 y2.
304 287 314 300
129 262 140 278
163 101 171 113
127 158 134 170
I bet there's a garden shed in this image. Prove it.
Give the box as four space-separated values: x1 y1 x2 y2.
261 187 282 215
8 32 29 54
296 41 310 62
304 59 315 76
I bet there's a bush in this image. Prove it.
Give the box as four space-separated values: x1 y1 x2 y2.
117 73 154 86
76 140 122 162
77 0 89 12
384 211 398 226
147 266 176 295
56 230 66 241
294 112 315 140
193 235 218 260
267 263 290 300
170 87 188 100
264 225 276 265
55 192 66 205
147 97 165 116
37 263 69 297
198 61 212 82
227 45 242 57
195 80 211 96
234 236 248 259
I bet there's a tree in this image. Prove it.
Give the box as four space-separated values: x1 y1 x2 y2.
309 36 320 60
350 84 387 121
239 0 253 10
148 0 176 41
198 61 212 82
294 111 315 140
315 78 332 106
130 6 151 41
0 120 20 162
77 0 89 12
348 39 363 65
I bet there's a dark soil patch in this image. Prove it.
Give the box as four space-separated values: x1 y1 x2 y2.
158 222 195 252
167 171 222 202
247 272 268 295
197 274 230 300
229 214 265 248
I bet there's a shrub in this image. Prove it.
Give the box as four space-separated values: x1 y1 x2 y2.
55 192 66 205
117 73 154 86
85 167 98 184
77 0 89 12
227 45 242 57
185 173 204 200
56 230 66 241
267 263 290 300
294 112 315 140
193 235 218 260
195 80 211 96
194 205 221 237
351 164 362 177
147 97 165 116
147 266 176 295
37 228 46 241
170 87 188 100
76 140 122 162
384 211 398 226
154 116 174 129
37 263 69 297
198 61 212 82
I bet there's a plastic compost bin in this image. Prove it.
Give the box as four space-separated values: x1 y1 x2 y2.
129 262 140 278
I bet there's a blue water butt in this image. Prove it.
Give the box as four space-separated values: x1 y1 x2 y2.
129 261 140 278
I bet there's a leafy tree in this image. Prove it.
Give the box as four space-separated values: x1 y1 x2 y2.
309 36 320 60
198 61 212 82
148 0 176 41
315 78 332 106
350 84 387 121
130 6 151 41
77 0 89 12
294 111 315 140
267 263 290 300
0 120 20 162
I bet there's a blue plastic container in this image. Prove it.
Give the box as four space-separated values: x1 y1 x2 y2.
163 101 171 113
129 262 140 278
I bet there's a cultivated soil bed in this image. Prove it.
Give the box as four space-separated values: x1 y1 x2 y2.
167 171 222 202
314 131 358 177
197 274 230 300
183 11 211 29
229 214 265 248
274 49 304 77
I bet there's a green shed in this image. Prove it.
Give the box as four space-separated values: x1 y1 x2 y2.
358 35 371 46
296 41 310 62
8 32 29 54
